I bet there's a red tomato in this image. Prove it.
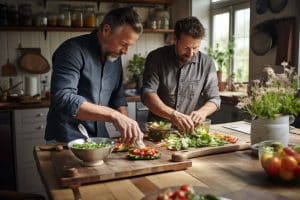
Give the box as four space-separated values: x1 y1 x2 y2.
266 157 281 176
173 190 186 198
294 154 300 164
294 166 300 178
283 147 296 156
281 156 298 171
279 168 295 181
180 184 190 192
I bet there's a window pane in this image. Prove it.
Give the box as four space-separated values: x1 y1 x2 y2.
212 12 230 75
234 8 250 83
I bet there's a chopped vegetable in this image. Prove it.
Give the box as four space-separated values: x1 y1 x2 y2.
164 129 228 151
72 142 111 150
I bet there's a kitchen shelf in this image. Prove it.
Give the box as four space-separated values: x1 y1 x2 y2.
0 26 173 39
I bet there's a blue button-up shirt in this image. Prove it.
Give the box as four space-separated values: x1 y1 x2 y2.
45 30 127 142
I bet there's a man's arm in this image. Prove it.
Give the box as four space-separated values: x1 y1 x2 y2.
190 102 218 124
144 92 194 133
76 102 141 144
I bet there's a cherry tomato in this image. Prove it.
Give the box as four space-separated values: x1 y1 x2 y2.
283 147 296 156
279 168 295 181
266 157 281 176
281 156 298 171
180 184 190 192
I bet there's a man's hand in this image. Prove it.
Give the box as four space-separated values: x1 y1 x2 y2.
171 110 194 134
190 110 207 126
111 111 144 145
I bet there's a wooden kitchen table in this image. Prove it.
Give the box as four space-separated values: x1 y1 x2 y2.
34 122 300 200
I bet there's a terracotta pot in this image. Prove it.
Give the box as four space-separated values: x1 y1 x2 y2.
217 70 223 82
218 81 226 91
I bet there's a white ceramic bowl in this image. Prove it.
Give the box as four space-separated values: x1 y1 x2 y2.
68 137 114 166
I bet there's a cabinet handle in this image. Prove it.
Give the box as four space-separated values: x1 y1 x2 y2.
37 113 44 117
37 125 44 130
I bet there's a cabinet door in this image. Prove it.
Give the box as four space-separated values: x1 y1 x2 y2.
13 108 48 197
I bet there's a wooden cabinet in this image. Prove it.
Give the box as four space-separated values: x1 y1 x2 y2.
13 108 48 198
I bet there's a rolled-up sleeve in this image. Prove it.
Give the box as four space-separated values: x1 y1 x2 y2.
50 41 86 116
203 59 221 109
141 52 160 102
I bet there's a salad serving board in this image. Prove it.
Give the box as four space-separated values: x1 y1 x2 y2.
170 127 251 161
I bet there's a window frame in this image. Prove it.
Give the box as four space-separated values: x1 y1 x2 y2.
210 0 250 82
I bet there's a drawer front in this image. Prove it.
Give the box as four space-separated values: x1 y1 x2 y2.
14 108 48 133
14 108 48 124
15 121 46 135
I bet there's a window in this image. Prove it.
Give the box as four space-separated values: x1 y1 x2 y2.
210 0 250 83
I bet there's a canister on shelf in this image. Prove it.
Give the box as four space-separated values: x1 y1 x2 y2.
18 4 32 26
71 6 83 27
34 12 47 26
58 4 71 27
96 12 105 27
84 5 96 27
0 4 8 26
7 5 18 26
48 13 57 26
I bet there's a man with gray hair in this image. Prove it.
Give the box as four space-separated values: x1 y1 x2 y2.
46 7 144 144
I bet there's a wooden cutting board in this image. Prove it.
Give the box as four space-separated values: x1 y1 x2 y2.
51 141 192 188
171 129 251 161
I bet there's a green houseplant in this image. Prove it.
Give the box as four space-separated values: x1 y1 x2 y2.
207 40 234 82
238 62 300 145
126 54 146 82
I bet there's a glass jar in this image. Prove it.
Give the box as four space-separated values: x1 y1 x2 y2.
96 12 105 27
7 5 18 26
161 17 169 29
71 6 83 27
48 13 57 26
58 4 71 27
84 5 96 27
19 4 32 26
34 12 47 26
0 4 8 26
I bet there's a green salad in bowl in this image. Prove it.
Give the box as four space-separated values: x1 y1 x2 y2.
145 121 172 142
68 137 114 166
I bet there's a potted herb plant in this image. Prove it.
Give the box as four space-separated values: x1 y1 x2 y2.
207 40 234 91
238 62 300 146
126 54 146 91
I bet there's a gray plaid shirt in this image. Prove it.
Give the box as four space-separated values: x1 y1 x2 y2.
142 45 220 121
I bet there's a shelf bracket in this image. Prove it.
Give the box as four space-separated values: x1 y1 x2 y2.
44 30 47 40
43 0 47 9
97 0 101 11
